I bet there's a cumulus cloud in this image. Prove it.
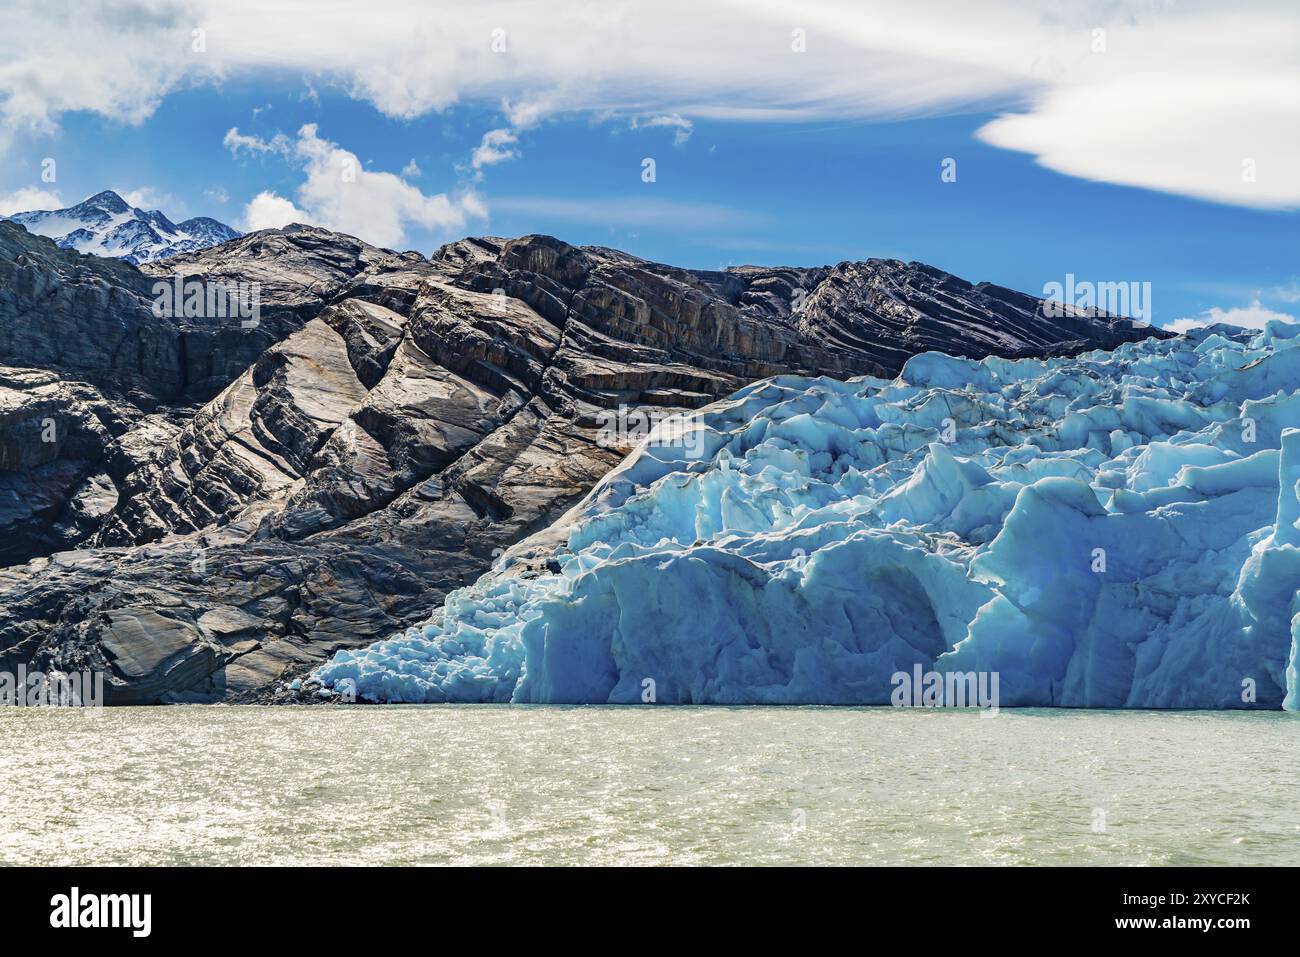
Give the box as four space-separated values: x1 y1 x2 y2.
1164 300 1297 334
242 190 308 232
236 124 485 247
0 186 64 215
0 1 1296 208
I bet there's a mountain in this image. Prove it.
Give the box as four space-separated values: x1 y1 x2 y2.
5 190 240 265
0 221 1166 703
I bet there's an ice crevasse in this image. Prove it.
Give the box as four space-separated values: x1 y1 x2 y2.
314 322 1300 708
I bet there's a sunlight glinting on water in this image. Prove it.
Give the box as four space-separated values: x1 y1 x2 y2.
4 705 1297 866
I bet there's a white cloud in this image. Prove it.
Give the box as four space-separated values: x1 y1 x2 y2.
633 113 693 146
1 1 1297 208
242 190 308 232
502 95 558 131
471 128 518 169
975 11 1300 209
114 186 175 212
237 125 485 247
223 127 290 157
1164 299 1296 334
401 159 422 178
1269 280 1300 304
0 1 205 138
0 186 63 215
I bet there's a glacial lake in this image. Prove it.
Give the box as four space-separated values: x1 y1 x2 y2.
3 705 1296 866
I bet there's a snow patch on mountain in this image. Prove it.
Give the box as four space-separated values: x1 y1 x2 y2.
5 190 240 265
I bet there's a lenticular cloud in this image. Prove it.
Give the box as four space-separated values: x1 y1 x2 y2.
315 321 1300 708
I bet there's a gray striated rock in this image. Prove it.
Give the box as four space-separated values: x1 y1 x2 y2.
0 366 128 564
0 222 1168 702
94 316 372 545
140 223 431 399
0 221 179 400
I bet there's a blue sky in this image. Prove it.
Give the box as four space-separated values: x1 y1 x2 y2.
0 1 1296 330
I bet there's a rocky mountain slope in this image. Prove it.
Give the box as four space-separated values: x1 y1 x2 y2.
0 219 1164 702
5 190 240 265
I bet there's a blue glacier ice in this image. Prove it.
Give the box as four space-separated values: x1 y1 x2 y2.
314 321 1300 708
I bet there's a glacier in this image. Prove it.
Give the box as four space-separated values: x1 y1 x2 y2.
313 321 1300 708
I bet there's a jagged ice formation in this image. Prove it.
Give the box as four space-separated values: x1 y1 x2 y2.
319 321 1300 708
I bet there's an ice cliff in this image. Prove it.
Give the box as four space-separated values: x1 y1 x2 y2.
315 322 1300 708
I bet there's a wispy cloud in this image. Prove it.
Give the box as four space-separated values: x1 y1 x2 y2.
632 113 693 147
470 128 519 170
223 127 291 158
113 185 177 213
1 1 1296 208
1269 280 1300 304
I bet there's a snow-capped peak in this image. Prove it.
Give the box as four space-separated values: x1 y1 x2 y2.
74 189 133 217
4 190 241 265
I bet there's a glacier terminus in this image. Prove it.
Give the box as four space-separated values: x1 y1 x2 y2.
315 320 1300 709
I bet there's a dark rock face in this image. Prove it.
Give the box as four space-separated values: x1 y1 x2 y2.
0 367 122 565
0 221 1167 703
0 220 179 399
